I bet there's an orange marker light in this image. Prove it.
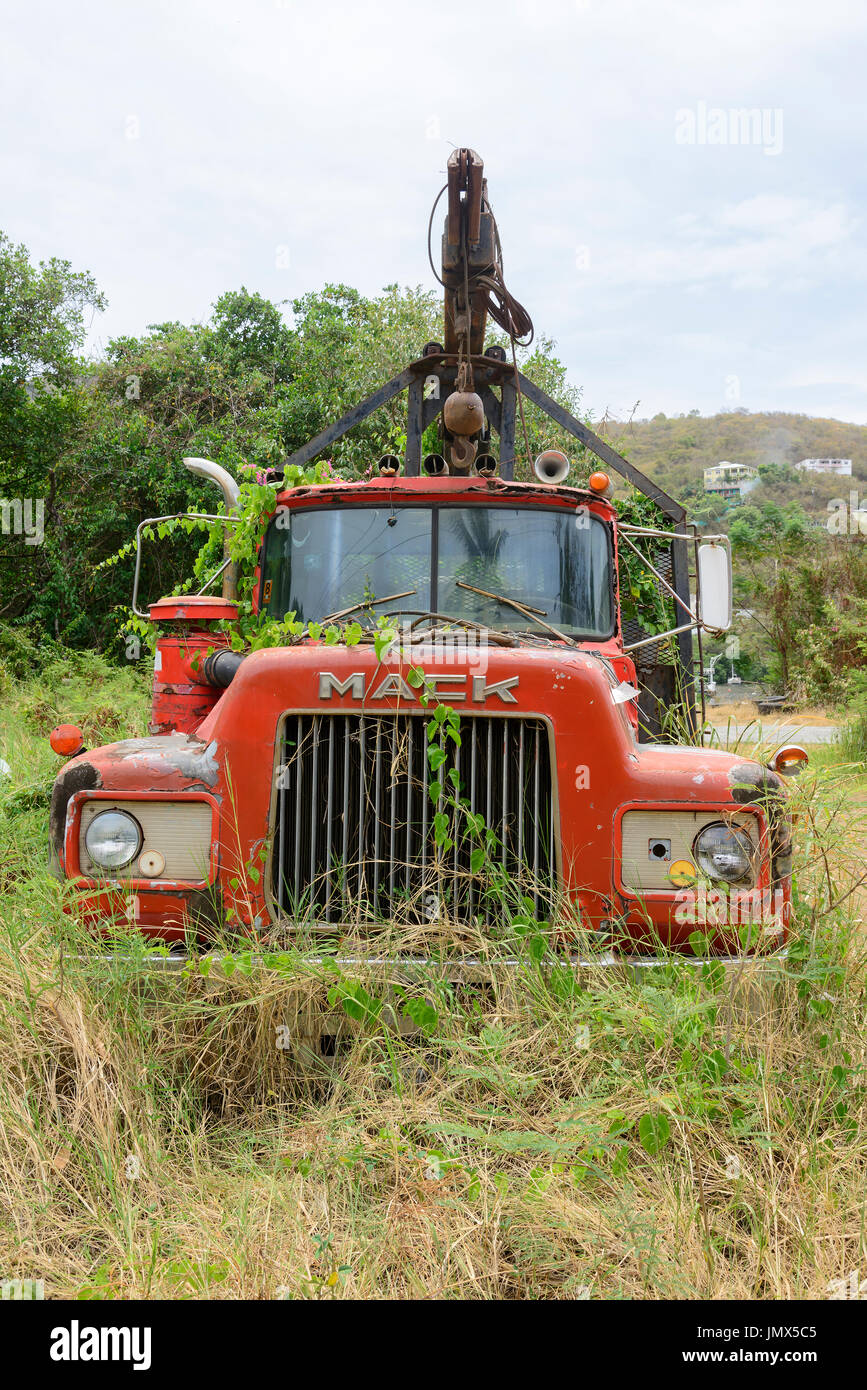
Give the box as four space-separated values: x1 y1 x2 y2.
49 724 84 756
668 859 697 888
770 745 809 777
589 471 610 493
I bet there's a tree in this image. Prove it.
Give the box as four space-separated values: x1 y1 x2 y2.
728 500 852 695
0 231 106 385
208 288 295 385
0 232 107 623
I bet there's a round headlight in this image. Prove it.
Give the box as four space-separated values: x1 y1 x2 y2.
693 822 755 884
84 809 143 870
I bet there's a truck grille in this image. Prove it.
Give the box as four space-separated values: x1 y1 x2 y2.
271 714 556 925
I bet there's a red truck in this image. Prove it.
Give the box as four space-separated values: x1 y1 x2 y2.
48 150 802 961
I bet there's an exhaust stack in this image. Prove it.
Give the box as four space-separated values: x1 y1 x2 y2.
183 457 240 600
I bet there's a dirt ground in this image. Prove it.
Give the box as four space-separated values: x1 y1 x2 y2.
704 700 837 726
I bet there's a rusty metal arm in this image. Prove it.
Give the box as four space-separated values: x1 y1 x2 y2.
442 147 492 358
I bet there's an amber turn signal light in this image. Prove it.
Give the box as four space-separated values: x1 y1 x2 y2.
668 859 697 887
770 745 808 777
588 471 611 494
49 724 84 756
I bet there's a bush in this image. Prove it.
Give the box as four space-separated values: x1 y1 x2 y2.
15 648 151 743
0 623 44 679
839 678 867 762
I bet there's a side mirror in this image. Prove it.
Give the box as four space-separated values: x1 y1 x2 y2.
698 541 732 632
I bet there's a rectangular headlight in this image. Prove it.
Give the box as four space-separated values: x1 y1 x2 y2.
78 800 213 882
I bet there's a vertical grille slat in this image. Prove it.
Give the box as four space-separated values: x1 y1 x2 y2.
421 727 429 883
405 724 413 898
357 715 366 903
324 720 335 921
276 737 287 908
453 731 462 911
373 723 383 905
517 723 525 868
468 726 478 920
486 721 493 836
293 714 303 903
501 721 509 868
341 721 350 915
273 714 555 926
309 717 318 890
533 725 541 886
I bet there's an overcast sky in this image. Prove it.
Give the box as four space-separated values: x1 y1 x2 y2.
3 0 865 423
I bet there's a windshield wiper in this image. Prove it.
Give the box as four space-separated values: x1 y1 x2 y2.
455 581 578 646
406 611 518 647
320 589 417 624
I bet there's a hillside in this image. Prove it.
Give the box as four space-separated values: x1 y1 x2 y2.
598 410 867 509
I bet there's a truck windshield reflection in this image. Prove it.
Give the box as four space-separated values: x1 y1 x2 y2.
261 505 613 639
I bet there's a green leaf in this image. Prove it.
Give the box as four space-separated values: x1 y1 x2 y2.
327 980 382 1026
403 998 438 1034
702 1048 728 1084
637 1112 671 1156
374 628 396 661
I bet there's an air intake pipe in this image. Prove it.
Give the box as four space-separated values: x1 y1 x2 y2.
201 649 245 689
183 457 241 600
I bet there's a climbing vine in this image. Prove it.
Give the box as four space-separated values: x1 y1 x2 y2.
614 491 678 644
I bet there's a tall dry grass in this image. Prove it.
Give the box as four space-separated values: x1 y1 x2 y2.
0 654 865 1299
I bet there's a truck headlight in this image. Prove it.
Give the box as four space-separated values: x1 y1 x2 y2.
84 809 143 870
693 822 754 884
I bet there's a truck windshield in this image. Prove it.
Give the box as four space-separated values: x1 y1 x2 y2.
260 505 613 638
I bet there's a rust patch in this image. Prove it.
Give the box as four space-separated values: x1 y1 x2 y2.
50 761 101 857
185 886 224 938
729 761 792 883
729 761 785 803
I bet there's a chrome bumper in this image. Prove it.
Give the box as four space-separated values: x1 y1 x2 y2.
73 948 788 981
